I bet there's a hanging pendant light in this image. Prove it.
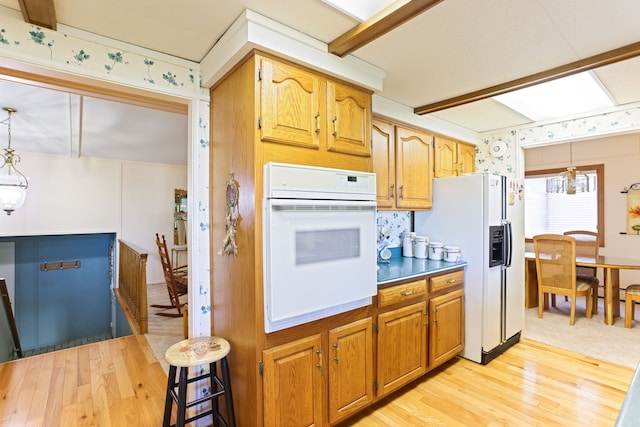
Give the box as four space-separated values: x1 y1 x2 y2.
545 142 595 195
0 107 29 215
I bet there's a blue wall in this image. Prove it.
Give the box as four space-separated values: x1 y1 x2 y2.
0 233 114 351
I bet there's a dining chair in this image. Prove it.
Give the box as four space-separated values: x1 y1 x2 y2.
533 234 594 325
563 230 600 313
152 233 188 317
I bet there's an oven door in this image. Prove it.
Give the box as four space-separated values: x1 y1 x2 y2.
263 198 377 333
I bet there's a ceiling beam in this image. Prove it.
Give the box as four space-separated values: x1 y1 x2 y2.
414 41 640 115
17 0 57 30
328 0 446 57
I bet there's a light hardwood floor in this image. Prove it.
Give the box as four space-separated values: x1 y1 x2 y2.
0 338 633 426
0 285 634 426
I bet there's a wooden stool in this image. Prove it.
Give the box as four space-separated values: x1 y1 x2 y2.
162 336 236 427
625 285 640 328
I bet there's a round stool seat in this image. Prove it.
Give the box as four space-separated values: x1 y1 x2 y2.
165 336 230 368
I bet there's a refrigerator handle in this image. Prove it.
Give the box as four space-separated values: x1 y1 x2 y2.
503 220 513 267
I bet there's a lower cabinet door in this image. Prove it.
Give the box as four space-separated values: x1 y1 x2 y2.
328 317 373 424
429 289 465 367
377 301 427 396
263 334 324 427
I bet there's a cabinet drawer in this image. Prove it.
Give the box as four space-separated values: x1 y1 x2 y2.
430 270 464 293
378 279 426 308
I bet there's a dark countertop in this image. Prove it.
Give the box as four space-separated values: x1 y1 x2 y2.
377 256 467 285
615 363 640 426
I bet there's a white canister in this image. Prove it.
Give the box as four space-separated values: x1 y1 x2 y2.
414 236 428 259
428 242 444 260
402 232 416 257
444 245 462 262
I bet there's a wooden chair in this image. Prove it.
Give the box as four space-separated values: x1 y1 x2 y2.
625 285 640 328
563 230 600 313
152 233 188 317
534 234 594 325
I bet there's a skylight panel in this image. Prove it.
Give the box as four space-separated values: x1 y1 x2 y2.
322 0 405 22
493 72 615 122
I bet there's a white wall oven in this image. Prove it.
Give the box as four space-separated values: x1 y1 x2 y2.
263 162 377 333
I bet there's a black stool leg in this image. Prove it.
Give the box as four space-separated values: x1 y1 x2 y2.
221 356 236 427
210 362 220 427
163 365 177 427
176 367 188 427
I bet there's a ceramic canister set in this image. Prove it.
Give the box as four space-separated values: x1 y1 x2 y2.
402 232 461 262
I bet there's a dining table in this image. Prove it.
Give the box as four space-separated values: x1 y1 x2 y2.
525 252 640 326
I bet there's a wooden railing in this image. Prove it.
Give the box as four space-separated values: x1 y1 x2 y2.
0 278 22 359
116 240 148 334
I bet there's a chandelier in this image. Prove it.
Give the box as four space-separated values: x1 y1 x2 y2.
0 107 29 215
546 142 595 195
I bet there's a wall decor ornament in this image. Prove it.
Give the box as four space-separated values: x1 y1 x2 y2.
622 183 640 235
218 173 239 256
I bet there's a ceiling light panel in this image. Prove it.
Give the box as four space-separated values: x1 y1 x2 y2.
493 72 615 122
321 0 403 21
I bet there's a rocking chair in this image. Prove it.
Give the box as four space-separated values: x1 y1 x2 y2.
152 233 188 317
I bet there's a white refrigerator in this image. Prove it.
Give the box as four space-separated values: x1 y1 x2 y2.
414 173 524 364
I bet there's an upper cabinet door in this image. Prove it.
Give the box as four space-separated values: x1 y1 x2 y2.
395 125 433 210
326 80 372 157
372 118 395 209
260 58 322 149
434 137 457 178
457 142 476 175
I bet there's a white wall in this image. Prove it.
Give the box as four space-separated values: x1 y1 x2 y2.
0 152 186 284
121 161 187 283
525 133 640 286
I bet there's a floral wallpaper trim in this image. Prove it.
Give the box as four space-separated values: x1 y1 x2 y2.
518 105 640 146
0 11 199 97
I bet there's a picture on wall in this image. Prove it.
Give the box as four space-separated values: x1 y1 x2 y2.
627 189 640 234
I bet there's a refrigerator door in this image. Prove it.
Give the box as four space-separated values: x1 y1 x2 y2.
482 175 506 355
505 197 525 341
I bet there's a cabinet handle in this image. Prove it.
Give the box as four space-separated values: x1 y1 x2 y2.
447 279 457 284
398 185 404 198
316 349 323 371
332 116 338 138
315 112 320 134
390 184 395 197
433 308 438 324
334 357 339 363
401 291 414 297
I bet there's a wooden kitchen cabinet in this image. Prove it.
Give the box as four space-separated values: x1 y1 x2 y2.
211 52 373 426
429 288 464 368
260 56 372 157
372 117 434 210
328 318 374 424
434 136 476 177
263 334 324 427
376 301 427 397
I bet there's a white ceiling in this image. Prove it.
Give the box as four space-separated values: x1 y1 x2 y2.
2 0 640 164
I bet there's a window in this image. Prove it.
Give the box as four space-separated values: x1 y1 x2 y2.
524 164 604 244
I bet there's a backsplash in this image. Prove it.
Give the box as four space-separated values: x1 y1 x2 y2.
376 211 413 248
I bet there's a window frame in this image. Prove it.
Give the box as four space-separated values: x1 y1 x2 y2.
524 164 605 246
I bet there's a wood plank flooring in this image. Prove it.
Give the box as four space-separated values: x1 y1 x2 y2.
0 337 633 426
346 339 633 426
0 334 168 426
